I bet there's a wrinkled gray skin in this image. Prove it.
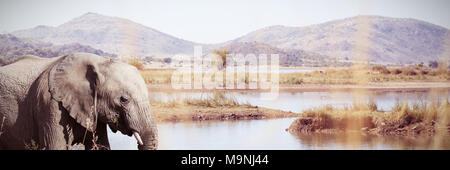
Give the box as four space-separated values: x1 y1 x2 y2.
0 53 158 150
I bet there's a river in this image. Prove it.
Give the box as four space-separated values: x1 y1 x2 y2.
108 89 450 150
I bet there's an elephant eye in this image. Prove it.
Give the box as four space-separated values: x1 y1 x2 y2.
120 96 129 104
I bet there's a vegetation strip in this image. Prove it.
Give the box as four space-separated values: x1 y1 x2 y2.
288 100 450 136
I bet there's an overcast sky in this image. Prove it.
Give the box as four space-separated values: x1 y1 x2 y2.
0 0 449 43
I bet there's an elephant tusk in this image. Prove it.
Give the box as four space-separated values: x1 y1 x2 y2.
133 132 144 145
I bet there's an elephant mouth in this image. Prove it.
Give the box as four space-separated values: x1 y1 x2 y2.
105 113 138 138
107 123 119 133
106 116 145 146
108 122 133 136
103 111 156 149
105 113 132 136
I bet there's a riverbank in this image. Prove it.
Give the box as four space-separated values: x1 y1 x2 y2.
151 104 298 122
149 93 298 122
288 101 450 136
139 65 449 85
147 81 450 92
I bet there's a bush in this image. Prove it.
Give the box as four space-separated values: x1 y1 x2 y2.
420 69 429 75
391 68 402 75
372 65 390 74
163 57 172 64
287 77 304 84
213 49 229 67
402 67 417 76
428 60 439 68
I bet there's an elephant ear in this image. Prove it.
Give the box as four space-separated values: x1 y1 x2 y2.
48 53 106 132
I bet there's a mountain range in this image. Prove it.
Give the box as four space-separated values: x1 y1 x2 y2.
219 42 342 66
12 12 197 58
0 34 116 62
231 15 449 64
9 12 450 66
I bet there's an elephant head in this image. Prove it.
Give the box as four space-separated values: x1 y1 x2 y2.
48 53 157 150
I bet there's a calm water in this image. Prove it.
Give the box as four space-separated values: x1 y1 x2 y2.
149 90 450 112
108 89 450 150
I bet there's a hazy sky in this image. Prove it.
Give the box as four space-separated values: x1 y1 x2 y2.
0 0 449 43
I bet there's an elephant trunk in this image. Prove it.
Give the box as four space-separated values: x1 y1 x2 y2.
125 100 158 150
136 105 158 150
137 125 158 150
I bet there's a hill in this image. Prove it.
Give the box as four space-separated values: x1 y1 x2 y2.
0 34 116 63
218 42 345 66
12 14 450 66
12 12 197 57
231 15 449 65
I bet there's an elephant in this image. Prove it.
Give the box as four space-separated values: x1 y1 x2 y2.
0 53 158 150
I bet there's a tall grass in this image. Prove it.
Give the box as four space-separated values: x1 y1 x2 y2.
139 70 174 84
388 99 450 127
128 59 145 70
152 92 247 108
138 65 449 85
280 66 449 85
299 99 450 131
184 93 241 107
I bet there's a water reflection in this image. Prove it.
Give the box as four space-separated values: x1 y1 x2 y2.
292 132 450 150
108 117 450 150
109 118 303 150
108 89 449 150
150 89 449 113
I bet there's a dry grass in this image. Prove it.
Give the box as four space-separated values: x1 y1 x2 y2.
280 66 450 85
128 59 145 70
24 140 40 150
149 92 298 122
387 100 450 127
139 69 174 84
290 99 450 135
151 92 245 108
183 93 242 107
139 66 449 86
139 69 259 87
88 132 109 150
212 49 229 68
70 131 110 150
150 93 297 122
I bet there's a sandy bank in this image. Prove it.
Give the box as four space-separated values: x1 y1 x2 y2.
288 102 450 136
151 104 298 123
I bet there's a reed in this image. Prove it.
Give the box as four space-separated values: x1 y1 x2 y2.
290 99 450 135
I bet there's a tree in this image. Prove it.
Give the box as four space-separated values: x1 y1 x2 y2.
213 49 229 68
428 60 438 68
163 57 172 64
